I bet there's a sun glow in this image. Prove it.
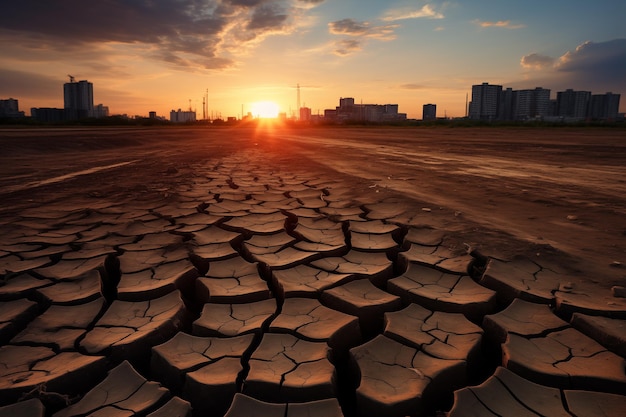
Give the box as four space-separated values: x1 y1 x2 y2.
250 101 280 119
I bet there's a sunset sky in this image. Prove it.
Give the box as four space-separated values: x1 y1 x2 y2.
1 0 625 119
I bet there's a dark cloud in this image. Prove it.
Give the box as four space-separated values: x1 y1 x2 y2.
515 39 626 96
247 3 288 30
0 0 320 70
329 19 370 36
226 0 268 7
556 39 626 81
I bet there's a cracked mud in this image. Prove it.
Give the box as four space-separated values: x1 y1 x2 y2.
1 127 625 416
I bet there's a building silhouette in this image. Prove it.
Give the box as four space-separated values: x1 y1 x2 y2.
469 82 620 121
299 107 312 122
170 109 196 123
30 108 66 123
325 97 406 123
556 89 591 119
64 79 93 120
0 98 25 118
31 77 108 122
422 104 437 120
512 87 551 120
469 83 502 121
589 92 620 120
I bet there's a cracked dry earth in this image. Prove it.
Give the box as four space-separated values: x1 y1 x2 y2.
0 127 625 417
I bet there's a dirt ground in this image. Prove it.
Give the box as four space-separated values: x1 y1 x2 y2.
1 125 625 291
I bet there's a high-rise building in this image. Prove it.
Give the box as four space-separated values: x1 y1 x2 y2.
64 79 94 120
500 88 515 121
422 104 436 120
556 89 591 119
299 107 312 122
513 87 551 120
589 92 621 120
469 83 502 120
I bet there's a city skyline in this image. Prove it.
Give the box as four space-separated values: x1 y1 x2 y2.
1 1 625 118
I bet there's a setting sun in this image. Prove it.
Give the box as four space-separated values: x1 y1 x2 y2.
250 101 280 119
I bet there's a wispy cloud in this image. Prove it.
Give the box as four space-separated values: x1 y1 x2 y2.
334 39 363 56
474 19 525 29
382 4 444 22
328 18 398 56
399 83 427 90
328 18 398 40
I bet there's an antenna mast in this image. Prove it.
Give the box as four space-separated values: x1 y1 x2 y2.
67 74 75 83
202 95 206 120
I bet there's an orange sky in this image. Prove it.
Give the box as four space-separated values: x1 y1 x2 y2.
1 1 624 118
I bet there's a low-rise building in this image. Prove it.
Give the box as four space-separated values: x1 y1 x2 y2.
170 109 196 123
325 97 406 123
0 98 25 118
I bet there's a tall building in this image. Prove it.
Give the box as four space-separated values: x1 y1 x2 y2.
556 89 591 119
500 88 515 121
0 98 25 118
422 104 436 120
469 83 502 120
589 92 621 120
64 79 94 120
299 107 312 122
513 87 551 120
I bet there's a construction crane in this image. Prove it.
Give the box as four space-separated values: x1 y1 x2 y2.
67 74 75 83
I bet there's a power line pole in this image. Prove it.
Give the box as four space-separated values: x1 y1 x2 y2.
297 83 301 120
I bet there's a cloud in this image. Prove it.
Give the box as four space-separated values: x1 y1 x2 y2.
297 0 326 8
247 3 289 30
399 83 427 90
557 39 626 75
333 39 362 56
474 20 525 29
0 68 61 100
520 53 555 69
328 18 398 41
382 4 444 22
327 18 398 57
516 39 626 94
0 0 323 71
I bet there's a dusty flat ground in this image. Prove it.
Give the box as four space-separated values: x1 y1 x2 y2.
1 125 626 416
1 125 624 287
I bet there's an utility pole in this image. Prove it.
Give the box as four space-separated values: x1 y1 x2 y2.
296 83 301 120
